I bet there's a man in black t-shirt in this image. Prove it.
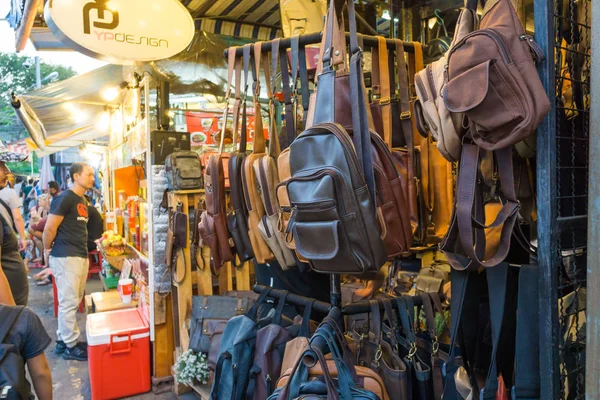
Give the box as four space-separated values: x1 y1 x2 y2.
84 195 104 252
43 162 95 361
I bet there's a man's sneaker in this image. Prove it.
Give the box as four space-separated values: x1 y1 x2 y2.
55 340 67 355
62 342 88 361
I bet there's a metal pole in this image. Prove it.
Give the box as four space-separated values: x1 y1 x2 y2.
34 56 41 89
586 0 600 397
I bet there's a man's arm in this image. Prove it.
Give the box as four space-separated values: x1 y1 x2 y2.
27 353 52 400
42 214 64 265
11 207 26 251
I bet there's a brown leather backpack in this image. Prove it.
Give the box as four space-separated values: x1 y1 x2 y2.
242 42 275 264
443 0 550 151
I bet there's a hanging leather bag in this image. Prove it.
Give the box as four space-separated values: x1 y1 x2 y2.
254 39 297 269
227 44 255 263
442 0 550 151
414 1 478 163
285 0 387 275
241 42 275 264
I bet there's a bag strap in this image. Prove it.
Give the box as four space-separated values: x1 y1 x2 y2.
368 299 383 344
296 40 310 128
376 37 392 146
239 44 251 154
299 299 315 337
252 42 266 154
280 40 296 150
272 292 288 326
0 306 24 344
218 46 237 155
0 198 16 232
246 287 272 321
230 50 243 153
264 39 281 159
512 265 540 400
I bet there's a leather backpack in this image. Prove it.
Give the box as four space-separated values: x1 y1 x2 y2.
254 39 296 270
284 0 387 275
442 0 550 151
241 42 275 264
414 1 478 163
227 45 254 263
165 151 203 190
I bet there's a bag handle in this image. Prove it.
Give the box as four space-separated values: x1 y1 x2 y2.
375 37 393 146
297 40 310 128
281 346 342 399
299 299 315 337
246 287 272 321
218 46 238 155
264 39 282 159
239 44 252 154
280 39 296 150
380 297 400 351
272 291 288 326
252 42 267 154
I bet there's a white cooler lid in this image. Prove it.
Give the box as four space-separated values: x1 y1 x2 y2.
86 308 149 346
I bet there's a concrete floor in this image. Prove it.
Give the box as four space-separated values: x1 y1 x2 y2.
26 268 192 400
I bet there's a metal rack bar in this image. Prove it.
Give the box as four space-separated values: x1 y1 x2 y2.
224 32 416 58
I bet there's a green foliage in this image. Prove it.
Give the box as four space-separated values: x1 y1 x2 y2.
0 52 77 143
6 152 39 176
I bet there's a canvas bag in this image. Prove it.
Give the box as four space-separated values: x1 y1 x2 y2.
165 151 203 190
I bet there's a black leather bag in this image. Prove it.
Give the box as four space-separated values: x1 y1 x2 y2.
227 44 254 263
285 0 386 275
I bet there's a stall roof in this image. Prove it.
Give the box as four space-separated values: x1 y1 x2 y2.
13 64 123 157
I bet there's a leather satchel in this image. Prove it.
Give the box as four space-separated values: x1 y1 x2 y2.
167 203 188 284
416 260 451 294
241 42 275 264
254 39 297 270
227 44 254 263
285 0 387 275
189 294 256 370
443 0 550 151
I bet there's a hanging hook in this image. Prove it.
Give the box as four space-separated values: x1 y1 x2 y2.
434 9 449 37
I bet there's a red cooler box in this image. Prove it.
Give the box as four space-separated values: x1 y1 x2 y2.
87 308 150 399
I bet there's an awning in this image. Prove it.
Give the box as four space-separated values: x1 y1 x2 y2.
12 64 124 156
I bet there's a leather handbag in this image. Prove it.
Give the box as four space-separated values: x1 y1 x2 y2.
347 299 409 400
227 44 255 263
280 300 316 375
242 42 275 264
416 260 451 294
285 0 387 275
199 51 237 271
254 39 297 270
414 1 478 163
189 294 257 369
443 0 550 151
167 202 188 283
272 317 388 400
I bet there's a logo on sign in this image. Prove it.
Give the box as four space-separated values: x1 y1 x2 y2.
83 0 119 34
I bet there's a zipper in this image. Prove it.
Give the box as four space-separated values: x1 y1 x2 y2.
241 158 253 212
286 168 350 217
415 73 429 102
285 206 297 234
426 65 437 100
266 374 272 396
232 363 238 400
257 158 274 215
285 199 337 234
450 29 512 65
520 34 545 63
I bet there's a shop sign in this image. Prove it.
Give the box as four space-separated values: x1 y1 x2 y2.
45 0 195 64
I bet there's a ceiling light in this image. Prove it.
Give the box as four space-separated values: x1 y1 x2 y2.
97 112 110 132
102 87 120 102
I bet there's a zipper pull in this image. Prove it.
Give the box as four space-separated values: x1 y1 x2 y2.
285 206 298 234
266 375 272 396
520 35 545 63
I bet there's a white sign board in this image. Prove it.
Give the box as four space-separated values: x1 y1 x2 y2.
45 0 195 64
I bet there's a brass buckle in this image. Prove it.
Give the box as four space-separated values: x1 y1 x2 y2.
400 111 412 120
379 96 391 105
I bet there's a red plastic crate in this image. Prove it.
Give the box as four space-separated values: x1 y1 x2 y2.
86 308 150 400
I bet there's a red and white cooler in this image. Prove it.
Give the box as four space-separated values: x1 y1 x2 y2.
87 308 150 400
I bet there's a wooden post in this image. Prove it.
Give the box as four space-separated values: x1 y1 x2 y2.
197 246 213 295
234 259 251 291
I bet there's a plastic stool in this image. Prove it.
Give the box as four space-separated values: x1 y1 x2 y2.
87 250 103 280
52 278 86 318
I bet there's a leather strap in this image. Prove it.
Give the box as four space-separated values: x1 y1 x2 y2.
253 42 266 154
0 306 24 343
299 300 315 337
280 42 296 150
218 47 237 154
371 39 381 97
394 40 414 149
239 44 251 154
298 41 310 127
265 39 281 158
230 52 243 151
512 265 540 400
377 37 392 146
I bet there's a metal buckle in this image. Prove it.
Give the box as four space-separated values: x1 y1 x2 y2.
400 111 412 120
379 96 391 105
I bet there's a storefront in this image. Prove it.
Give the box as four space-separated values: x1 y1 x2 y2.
6 0 594 399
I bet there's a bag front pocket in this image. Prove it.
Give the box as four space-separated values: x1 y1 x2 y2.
444 59 526 146
198 212 221 266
